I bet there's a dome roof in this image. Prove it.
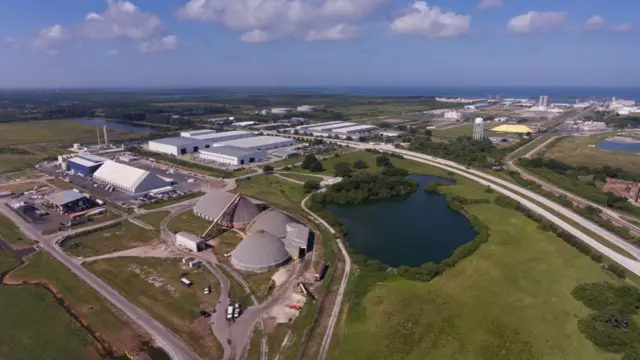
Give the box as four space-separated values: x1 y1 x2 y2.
193 190 259 228
474 117 484 124
231 230 291 271
247 208 298 238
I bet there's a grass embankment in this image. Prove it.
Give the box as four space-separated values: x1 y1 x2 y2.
8 251 147 356
0 213 30 246
237 174 307 214
134 210 170 230
167 210 211 235
63 221 159 257
85 257 223 360
328 165 627 360
139 192 204 210
543 133 640 173
278 173 324 183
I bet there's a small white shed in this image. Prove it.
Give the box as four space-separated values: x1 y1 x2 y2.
176 232 205 252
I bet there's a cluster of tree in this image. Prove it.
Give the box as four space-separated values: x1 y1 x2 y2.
301 154 324 172
492 195 624 277
571 282 640 357
519 157 640 215
409 136 507 168
313 172 418 205
303 180 321 193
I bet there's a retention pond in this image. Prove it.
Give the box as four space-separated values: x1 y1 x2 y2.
326 175 477 267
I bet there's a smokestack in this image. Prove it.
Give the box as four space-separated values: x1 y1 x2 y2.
96 126 101 146
103 126 109 147
635 186 640 203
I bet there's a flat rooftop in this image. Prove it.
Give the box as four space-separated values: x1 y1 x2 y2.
332 125 378 133
216 136 294 148
69 157 100 167
46 190 86 206
199 146 260 157
78 154 108 163
307 122 357 131
295 121 345 130
149 137 198 147
190 130 252 140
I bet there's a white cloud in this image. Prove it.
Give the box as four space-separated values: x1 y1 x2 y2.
32 24 66 51
107 49 120 55
305 23 360 41
239 30 273 43
138 35 179 53
390 1 471 38
176 0 385 42
507 11 565 34
576 16 634 33
584 15 605 30
611 23 634 33
477 0 503 10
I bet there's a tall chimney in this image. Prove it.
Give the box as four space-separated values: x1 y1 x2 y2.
103 126 109 147
96 125 101 146
635 186 640 203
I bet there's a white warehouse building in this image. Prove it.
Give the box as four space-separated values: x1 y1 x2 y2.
181 129 216 138
216 136 296 152
332 125 379 138
175 232 205 252
444 111 463 121
198 146 267 166
92 161 168 194
148 131 254 156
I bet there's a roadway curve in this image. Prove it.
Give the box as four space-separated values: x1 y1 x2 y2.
0 204 200 360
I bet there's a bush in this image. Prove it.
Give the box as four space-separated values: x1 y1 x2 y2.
607 263 627 279
262 165 274 173
309 161 324 172
353 159 368 169
333 162 353 178
303 180 321 193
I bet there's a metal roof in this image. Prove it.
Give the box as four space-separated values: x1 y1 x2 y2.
78 154 108 163
68 157 99 167
216 136 294 149
181 129 216 137
149 137 198 147
231 230 291 269
247 208 297 238
307 122 357 131
199 146 258 158
93 161 165 192
271 149 298 157
490 124 534 134
176 232 204 244
285 223 310 249
189 130 252 140
46 190 85 206
332 125 378 133
193 190 260 226
296 121 345 130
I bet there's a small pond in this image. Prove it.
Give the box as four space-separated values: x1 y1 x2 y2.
326 175 477 268
73 118 156 133
597 140 640 153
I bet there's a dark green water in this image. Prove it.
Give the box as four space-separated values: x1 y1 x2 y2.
327 175 477 267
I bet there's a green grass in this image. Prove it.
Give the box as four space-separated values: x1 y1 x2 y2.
139 192 204 210
543 133 640 173
278 172 324 183
0 120 122 146
237 174 307 213
167 210 212 236
63 221 159 258
8 251 146 354
212 231 242 257
433 123 500 140
0 286 102 360
0 248 20 274
134 211 170 230
0 213 30 246
241 270 275 303
329 181 626 360
85 257 223 360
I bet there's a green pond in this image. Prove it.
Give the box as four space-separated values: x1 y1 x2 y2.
326 175 477 267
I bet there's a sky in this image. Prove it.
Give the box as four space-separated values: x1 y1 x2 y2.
0 0 638 88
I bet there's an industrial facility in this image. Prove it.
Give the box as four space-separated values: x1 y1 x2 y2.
198 146 267 166
66 156 105 176
490 124 534 134
93 160 168 194
46 190 91 213
215 136 295 151
290 121 379 139
176 232 206 252
148 130 253 156
193 190 262 228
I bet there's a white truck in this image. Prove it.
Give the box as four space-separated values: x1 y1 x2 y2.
226 305 234 320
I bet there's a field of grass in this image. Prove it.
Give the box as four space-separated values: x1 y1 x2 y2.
212 231 242 257
278 172 324 183
0 248 20 274
328 170 626 360
8 251 147 355
542 133 640 173
63 221 159 258
139 192 204 210
85 257 223 360
433 123 500 139
0 181 44 194
135 211 170 230
237 174 307 213
167 210 211 236
0 213 30 246
0 286 102 360
0 120 121 146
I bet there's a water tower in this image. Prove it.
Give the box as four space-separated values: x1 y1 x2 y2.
473 117 484 140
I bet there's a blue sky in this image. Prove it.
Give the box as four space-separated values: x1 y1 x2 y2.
0 0 637 88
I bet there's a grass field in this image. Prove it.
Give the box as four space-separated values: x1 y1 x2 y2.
237 174 307 213
542 133 640 173
0 120 122 146
328 168 626 360
212 231 242 257
167 210 211 236
433 123 500 139
8 251 147 355
134 211 170 230
0 213 30 246
0 248 20 274
63 221 159 258
0 181 44 194
0 286 102 360
85 257 223 360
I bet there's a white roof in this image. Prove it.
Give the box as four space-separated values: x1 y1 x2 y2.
295 121 345 130
332 125 378 133
78 154 108 163
231 121 257 126
93 161 161 191
216 136 294 148
189 130 252 140
181 129 217 137
68 157 98 167
176 232 204 244
307 122 357 131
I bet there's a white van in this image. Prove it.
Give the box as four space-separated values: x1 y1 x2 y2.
180 278 192 287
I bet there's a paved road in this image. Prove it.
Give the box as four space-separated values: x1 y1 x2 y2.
0 204 200 360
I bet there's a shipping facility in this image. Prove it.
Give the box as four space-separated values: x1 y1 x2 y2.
198 146 267 166
93 160 168 194
215 136 296 152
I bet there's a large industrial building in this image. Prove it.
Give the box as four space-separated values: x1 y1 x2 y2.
198 146 267 166
46 190 91 213
215 136 296 152
147 130 254 156
292 121 378 138
67 157 104 176
331 125 379 138
93 161 168 194
193 190 261 228
181 129 216 138
176 232 205 252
